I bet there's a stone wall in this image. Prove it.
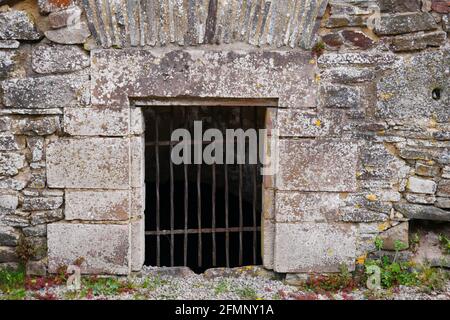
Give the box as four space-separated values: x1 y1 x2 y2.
0 0 449 275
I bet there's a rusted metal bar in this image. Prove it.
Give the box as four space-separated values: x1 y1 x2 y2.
252 106 258 265
155 111 160 267
224 160 230 268
238 107 243 266
212 162 217 267
145 226 261 236
183 109 189 267
169 106 174 267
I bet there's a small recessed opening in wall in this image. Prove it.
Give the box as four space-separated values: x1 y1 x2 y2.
432 88 441 101
142 105 267 273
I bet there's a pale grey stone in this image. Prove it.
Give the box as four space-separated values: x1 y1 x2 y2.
0 11 42 40
130 135 145 188
0 40 20 49
0 134 24 151
22 196 63 211
275 192 341 222
65 190 130 221
44 22 91 45
277 140 358 192
64 107 129 136
0 152 26 176
32 42 90 74
131 218 145 271
407 176 437 194
48 222 130 274
0 194 18 212
436 197 450 209
405 193 436 204
13 116 61 135
394 203 450 221
2 74 89 109
47 138 130 189
274 222 357 273
379 222 409 251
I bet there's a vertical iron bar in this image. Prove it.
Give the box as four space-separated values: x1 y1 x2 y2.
212 162 216 266
224 140 230 267
155 111 160 267
183 109 189 267
169 107 174 267
197 107 202 267
238 108 244 266
252 106 258 265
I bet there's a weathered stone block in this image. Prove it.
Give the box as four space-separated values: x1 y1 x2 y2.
415 162 440 177
131 218 145 271
0 171 30 191
32 42 90 74
0 11 42 40
0 226 20 246
47 138 130 189
277 140 358 192
38 0 75 14
22 196 63 211
0 40 20 49
263 219 275 270
436 197 450 208
386 31 447 52
44 22 91 45
2 75 89 109
275 192 341 222
274 222 357 273
321 67 375 84
64 107 129 136
13 116 61 135
48 6 82 29
0 50 16 79
48 223 130 274
377 0 422 13
130 135 145 188
0 152 26 176
379 222 409 251
22 224 47 237
407 176 437 194
0 193 18 213
341 30 374 49
320 84 361 109
131 186 145 217
375 12 438 35
65 190 130 221
27 137 44 162
30 209 63 226
0 134 25 151
276 110 342 137
394 203 450 221
437 179 450 197
405 193 436 204
377 50 448 123
0 246 19 263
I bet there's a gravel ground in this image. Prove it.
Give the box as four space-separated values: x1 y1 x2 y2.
1 266 449 300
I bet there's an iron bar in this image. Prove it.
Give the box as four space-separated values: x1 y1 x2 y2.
169 106 175 267
146 226 261 236
155 111 160 267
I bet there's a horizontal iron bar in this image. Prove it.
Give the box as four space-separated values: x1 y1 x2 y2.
145 226 261 236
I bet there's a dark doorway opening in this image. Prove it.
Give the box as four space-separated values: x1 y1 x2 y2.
143 105 265 273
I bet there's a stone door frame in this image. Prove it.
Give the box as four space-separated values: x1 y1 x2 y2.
48 48 357 275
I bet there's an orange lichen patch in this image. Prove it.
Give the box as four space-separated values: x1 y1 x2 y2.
49 0 73 7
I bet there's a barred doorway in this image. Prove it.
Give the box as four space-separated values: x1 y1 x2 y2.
143 104 265 273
